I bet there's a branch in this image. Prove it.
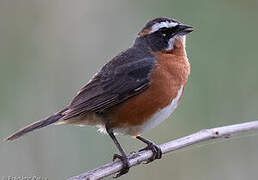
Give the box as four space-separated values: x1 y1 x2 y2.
68 120 258 180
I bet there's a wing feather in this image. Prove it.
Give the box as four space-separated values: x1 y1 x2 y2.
63 54 155 119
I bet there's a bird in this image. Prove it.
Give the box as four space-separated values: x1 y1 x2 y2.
5 17 193 177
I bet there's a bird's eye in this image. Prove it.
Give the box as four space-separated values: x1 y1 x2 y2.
159 27 170 37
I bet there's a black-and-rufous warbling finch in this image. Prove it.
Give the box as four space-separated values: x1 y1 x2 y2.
5 17 193 177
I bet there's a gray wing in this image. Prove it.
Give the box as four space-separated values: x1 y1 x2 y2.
63 56 155 119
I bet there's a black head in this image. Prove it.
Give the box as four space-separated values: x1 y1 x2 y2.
137 17 193 51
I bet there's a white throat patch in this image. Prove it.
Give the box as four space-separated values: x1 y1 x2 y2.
166 35 186 51
150 21 178 33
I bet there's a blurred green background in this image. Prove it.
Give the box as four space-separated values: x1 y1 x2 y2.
1 0 258 179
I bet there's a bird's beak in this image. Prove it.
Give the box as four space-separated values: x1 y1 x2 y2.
177 24 194 35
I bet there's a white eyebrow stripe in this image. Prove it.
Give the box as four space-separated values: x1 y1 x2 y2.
150 21 178 33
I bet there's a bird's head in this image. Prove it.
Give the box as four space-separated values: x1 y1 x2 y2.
137 17 193 52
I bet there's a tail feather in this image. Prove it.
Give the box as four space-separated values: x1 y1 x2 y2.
4 108 68 141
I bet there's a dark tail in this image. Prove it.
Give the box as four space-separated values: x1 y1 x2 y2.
4 108 68 141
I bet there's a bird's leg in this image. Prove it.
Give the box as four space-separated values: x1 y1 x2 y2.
136 136 162 163
106 126 129 178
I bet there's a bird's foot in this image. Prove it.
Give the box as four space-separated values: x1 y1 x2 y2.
139 142 162 164
112 154 130 178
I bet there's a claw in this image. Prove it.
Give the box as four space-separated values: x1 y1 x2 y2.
139 142 162 164
112 154 130 178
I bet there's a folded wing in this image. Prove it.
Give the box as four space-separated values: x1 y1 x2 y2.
63 56 155 119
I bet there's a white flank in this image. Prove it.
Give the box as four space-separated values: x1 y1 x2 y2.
150 21 178 33
139 85 183 132
114 85 184 135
